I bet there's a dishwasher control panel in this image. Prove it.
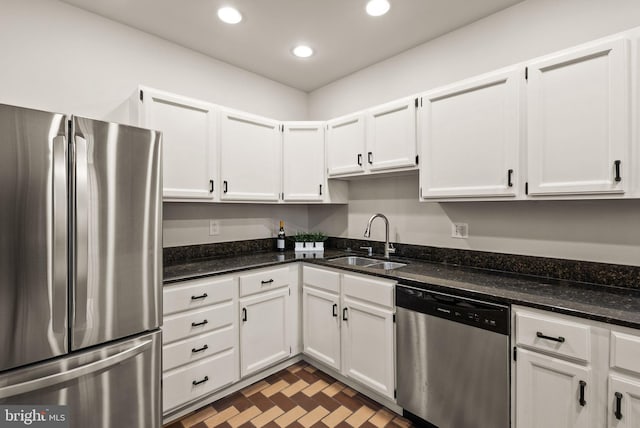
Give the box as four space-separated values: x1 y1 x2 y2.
396 285 510 335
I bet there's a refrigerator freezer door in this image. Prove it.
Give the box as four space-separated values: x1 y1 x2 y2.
0 104 68 372
0 330 162 428
71 117 162 351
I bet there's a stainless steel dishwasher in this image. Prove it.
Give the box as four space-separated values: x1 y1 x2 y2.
396 284 511 428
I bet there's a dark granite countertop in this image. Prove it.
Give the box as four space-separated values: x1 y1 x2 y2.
164 250 640 330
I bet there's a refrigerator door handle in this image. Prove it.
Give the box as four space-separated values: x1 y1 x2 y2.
52 135 68 338
0 339 152 400
74 135 89 329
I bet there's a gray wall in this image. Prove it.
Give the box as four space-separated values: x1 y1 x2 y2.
307 0 640 266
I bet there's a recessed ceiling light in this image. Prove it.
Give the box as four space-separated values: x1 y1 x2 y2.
366 0 390 16
217 7 242 24
292 45 314 58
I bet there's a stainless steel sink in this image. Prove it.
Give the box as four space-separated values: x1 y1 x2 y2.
368 261 407 270
328 256 380 267
327 256 407 270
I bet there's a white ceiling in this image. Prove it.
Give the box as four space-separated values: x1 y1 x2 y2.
60 0 525 92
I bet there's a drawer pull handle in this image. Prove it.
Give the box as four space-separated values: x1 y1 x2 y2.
536 332 565 343
342 307 348 321
192 344 209 353
615 392 623 420
332 303 338 317
191 319 208 327
579 380 587 407
191 293 208 300
192 376 209 386
242 308 247 322
261 279 274 285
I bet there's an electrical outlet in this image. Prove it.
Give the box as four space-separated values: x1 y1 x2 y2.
209 220 220 236
451 223 469 239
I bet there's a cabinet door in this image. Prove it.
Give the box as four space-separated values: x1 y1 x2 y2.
609 374 640 428
516 348 592 428
341 296 395 399
302 287 340 370
326 113 366 176
239 288 290 377
139 88 216 200
420 68 522 198
366 97 417 172
219 109 281 201
283 123 325 201
527 38 630 196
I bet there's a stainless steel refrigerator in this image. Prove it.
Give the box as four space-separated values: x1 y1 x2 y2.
0 104 162 427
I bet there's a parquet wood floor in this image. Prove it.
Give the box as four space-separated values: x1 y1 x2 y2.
165 361 415 428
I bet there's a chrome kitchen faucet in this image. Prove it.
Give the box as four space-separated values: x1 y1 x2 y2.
364 213 396 259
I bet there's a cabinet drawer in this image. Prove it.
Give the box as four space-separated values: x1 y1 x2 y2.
303 265 340 293
342 273 395 308
610 330 640 375
163 326 236 372
164 276 235 315
516 310 590 363
163 349 237 412
239 267 290 297
163 302 234 345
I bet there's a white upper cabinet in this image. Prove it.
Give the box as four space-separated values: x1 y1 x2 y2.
326 113 366 176
420 68 523 199
138 87 217 201
219 108 282 201
526 37 630 196
283 122 325 201
366 97 418 172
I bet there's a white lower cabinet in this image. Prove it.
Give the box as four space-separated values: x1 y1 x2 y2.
341 295 395 399
514 306 640 428
163 349 237 412
238 265 296 378
302 286 341 370
239 287 291 377
608 375 640 427
516 348 592 428
301 265 396 400
162 275 239 414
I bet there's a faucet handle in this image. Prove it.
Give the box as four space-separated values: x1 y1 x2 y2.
360 246 373 256
387 243 396 254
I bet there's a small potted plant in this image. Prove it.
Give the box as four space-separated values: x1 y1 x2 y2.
291 232 311 252
309 232 328 251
